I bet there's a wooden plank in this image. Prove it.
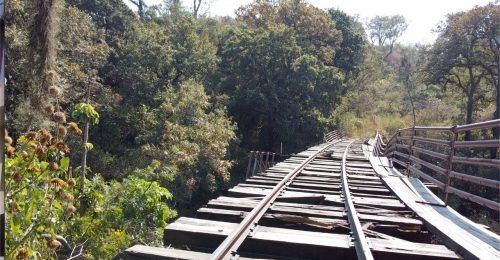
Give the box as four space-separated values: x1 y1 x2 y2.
164 218 458 260
204 198 423 227
250 175 385 187
368 155 500 260
115 245 276 260
234 183 396 199
227 186 407 209
196 208 350 232
212 196 407 215
114 245 212 260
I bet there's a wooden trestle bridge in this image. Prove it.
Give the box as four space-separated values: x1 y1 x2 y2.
116 120 500 260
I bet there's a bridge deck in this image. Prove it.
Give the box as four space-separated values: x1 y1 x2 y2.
115 139 498 259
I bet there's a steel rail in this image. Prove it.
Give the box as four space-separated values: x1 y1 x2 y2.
341 141 374 260
210 139 343 260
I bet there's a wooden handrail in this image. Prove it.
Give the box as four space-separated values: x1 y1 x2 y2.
373 119 500 211
455 119 500 132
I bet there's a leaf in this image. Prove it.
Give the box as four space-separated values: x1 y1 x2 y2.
84 142 94 151
60 157 70 172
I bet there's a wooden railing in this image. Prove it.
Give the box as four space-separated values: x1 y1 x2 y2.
372 119 500 211
245 151 278 178
324 130 343 142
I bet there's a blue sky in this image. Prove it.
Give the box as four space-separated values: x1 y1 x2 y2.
126 0 493 44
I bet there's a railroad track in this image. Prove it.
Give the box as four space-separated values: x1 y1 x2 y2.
118 139 464 259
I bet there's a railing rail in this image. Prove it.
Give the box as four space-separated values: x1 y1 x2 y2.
245 151 277 178
372 119 500 211
324 130 343 143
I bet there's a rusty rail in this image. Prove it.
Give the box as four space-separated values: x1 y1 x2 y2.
372 119 500 211
341 141 374 260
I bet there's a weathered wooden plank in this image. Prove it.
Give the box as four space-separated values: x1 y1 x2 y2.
204 197 423 227
115 245 278 260
196 208 350 233
235 183 341 195
236 182 395 198
164 218 458 259
227 186 406 209
114 245 213 260
369 155 500 260
250 174 385 187
211 196 408 215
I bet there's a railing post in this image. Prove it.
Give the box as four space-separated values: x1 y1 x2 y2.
406 126 416 177
246 151 254 179
258 152 264 173
271 153 275 166
265 152 270 169
252 151 258 177
444 126 458 205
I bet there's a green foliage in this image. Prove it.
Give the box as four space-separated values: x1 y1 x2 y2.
328 8 367 76
7 3 112 133
425 4 498 127
5 130 79 259
66 174 176 259
83 7 234 206
216 2 349 153
6 131 176 259
131 81 236 204
72 103 100 125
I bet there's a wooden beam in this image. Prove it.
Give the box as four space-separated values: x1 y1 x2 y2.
164 218 458 260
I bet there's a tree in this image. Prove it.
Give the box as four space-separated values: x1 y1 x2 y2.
87 14 234 206
7 3 111 133
237 0 342 66
66 0 137 42
398 47 428 126
213 1 348 153
425 6 498 140
367 15 408 58
447 3 499 142
328 8 367 77
216 24 343 153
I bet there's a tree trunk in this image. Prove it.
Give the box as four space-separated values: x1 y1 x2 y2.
464 67 478 141
492 75 499 159
465 93 474 141
193 0 201 18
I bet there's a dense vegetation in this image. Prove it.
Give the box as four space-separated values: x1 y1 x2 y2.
4 0 498 258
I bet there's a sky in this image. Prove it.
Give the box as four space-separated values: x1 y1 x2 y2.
127 0 494 44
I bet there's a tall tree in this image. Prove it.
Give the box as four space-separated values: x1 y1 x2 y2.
216 0 347 153
425 6 498 140
237 0 342 66
447 3 499 142
367 15 408 58
328 8 366 77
